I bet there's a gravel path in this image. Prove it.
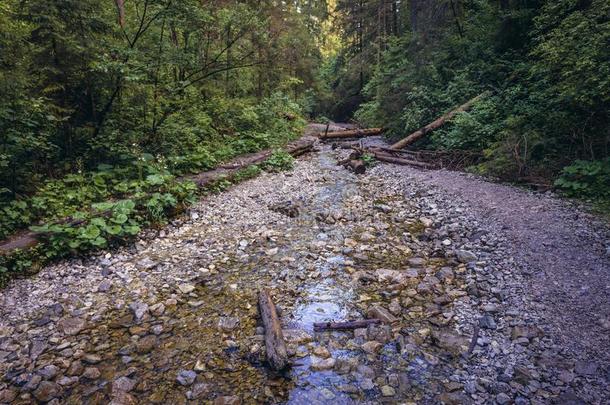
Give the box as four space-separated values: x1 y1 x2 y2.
391 165 610 366
0 126 608 404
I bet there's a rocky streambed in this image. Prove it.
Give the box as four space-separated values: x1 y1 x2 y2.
0 127 608 404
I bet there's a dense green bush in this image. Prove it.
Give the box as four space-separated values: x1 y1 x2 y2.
554 159 610 199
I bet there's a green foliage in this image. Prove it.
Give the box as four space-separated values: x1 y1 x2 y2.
329 0 608 196
554 159 610 199
263 150 295 172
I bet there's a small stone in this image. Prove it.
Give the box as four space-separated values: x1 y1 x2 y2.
150 303 165 316
33 381 61 402
0 389 17 403
113 376 136 393
558 370 575 384
381 385 395 396
360 378 375 390
408 257 426 267
58 317 86 336
129 302 149 322
29 340 48 360
311 357 336 371
38 365 59 380
135 335 157 354
57 376 78 386
361 341 383 354
83 353 102 364
366 304 398 324
189 382 212 399
213 395 241 405
455 250 477 263
496 393 511 404
218 317 239 331
178 283 196 294
511 325 543 340
574 361 598 376
479 315 497 330
98 280 113 292
82 367 101 379
313 346 331 358
176 370 197 386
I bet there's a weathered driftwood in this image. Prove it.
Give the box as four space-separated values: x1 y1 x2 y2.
390 92 490 149
313 319 381 331
318 128 383 140
0 136 316 256
258 289 289 371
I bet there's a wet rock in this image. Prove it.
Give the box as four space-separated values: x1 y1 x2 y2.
33 381 61 402
112 376 136 393
58 317 86 336
381 385 396 396
361 341 383 354
367 304 398 324
360 378 375 390
311 357 336 371
218 317 239 331
313 346 331 358
176 370 197 386
283 329 313 344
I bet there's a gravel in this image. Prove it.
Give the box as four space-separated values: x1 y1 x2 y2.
0 126 608 404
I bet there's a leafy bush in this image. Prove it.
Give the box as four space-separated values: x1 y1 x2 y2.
263 150 295 172
554 159 610 199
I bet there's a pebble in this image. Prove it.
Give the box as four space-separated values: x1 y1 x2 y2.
176 370 197 386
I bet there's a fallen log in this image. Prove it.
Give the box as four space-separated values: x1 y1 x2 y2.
258 289 289 371
313 319 381 331
318 128 383 140
0 136 317 256
390 92 490 149
372 152 436 169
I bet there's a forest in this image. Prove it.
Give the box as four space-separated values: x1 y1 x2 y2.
0 0 609 282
